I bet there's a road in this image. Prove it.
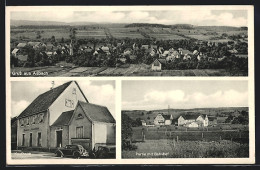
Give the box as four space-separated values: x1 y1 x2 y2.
11 64 236 77
11 151 81 159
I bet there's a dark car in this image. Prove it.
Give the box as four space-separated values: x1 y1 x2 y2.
94 145 116 158
55 145 89 158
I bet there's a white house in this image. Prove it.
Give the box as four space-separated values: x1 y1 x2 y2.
151 59 166 71
178 114 208 127
154 114 173 126
141 120 147 126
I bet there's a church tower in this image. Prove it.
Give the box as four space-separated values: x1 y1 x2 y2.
69 40 73 56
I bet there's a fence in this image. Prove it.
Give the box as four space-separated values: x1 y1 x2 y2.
132 128 249 143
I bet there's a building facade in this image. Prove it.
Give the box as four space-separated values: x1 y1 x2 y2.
154 113 173 126
16 81 115 151
178 114 209 127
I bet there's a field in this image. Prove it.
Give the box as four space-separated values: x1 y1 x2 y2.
109 27 144 39
76 29 107 39
122 139 249 158
11 28 70 40
131 126 249 142
11 63 246 77
11 24 247 42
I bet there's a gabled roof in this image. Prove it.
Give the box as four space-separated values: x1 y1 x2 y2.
181 115 199 120
182 50 192 55
52 110 74 126
12 48 19 54
171 50 180 56
18 81 72 119
17 43 27 48
28 42 41 46
78 101 115 123
18 81 88 119
162 115 171 120
157 59 166 65
141 45 149 49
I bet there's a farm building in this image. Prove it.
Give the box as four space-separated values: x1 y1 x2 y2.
16 54 28 62
11 48 20 57
15 81 115 152
141 45 149 50
178 114 209 127
141 120 147 126
151 59 166 71
154 113 173 126
208 116 217 126
17 43 27 48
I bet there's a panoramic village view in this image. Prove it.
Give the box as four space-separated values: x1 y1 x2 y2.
10 10 248 77
11 81 116 159
121 81 249 158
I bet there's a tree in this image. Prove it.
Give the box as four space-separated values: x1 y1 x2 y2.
51 36 56 44
122 114 133 140
135 118 142 127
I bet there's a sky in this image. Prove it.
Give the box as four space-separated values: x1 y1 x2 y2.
11 80 115 118
122 80 248 110
11 9 248 27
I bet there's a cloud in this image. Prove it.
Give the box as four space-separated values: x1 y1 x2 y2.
11 81 115 119
11 10 247 27
12 100 30 117
122 89 248 110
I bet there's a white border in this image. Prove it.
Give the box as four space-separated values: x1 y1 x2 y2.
6 5 255 165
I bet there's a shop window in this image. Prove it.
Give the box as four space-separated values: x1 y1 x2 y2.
76 126 83 138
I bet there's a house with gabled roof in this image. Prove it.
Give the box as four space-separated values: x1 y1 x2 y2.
50 101 115 151
17 81 103 149
154 113 173 125
11 48 20 57
151 59 166 71
178 114 208 127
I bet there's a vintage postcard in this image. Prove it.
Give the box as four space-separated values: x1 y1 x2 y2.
6 6 252 77
6 5 255 165
122 80 252 159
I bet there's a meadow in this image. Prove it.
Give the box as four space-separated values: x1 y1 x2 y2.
122 139 249 158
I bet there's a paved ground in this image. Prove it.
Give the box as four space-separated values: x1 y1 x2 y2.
11 151 79 159
11 64 239 77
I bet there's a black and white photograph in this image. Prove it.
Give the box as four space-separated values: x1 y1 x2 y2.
10 80 116 159
122 80 250 159
7 6 250 77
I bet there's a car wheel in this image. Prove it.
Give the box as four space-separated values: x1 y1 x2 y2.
73 152 81 159
56 151 63 157
97 150 109 158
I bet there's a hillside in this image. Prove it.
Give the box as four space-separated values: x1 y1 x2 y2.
122 107 249 124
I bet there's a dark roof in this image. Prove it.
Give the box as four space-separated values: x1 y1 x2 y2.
18 81 73 118
162 115 171 120
208 116 217 121
79 101 115 123
158 59 166 65
52 110 74 126
181 115 199 120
